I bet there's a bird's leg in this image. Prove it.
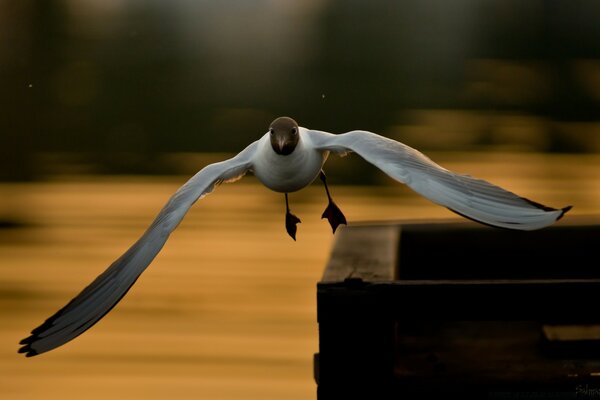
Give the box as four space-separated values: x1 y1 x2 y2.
320 170 347 233
285 193 301 241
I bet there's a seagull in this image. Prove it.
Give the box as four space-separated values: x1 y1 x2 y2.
19 116 571 357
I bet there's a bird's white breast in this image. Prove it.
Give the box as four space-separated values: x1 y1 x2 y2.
252 130 328 193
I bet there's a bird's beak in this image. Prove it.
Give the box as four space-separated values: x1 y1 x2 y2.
276 137 286 152
270 130 297 155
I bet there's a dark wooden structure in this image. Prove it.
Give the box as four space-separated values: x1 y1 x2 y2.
315 218 600 399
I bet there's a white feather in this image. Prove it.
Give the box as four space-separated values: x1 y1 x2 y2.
306 129 570 230
19 141 259 356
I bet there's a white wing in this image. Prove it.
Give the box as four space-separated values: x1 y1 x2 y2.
19 141 259 357
307 129 571 230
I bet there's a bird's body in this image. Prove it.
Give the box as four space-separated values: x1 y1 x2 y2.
19 117 571 357
253 130 328 193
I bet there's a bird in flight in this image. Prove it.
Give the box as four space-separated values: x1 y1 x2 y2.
19 116 571 357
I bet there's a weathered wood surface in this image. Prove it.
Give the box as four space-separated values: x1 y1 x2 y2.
316 219 600 399
396 219 600 281
321 223 399 283
394 320 600 397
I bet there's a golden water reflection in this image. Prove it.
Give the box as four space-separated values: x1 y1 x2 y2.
1 153 599 400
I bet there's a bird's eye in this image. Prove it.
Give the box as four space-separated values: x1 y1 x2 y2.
269 128 274 135
291 128 297 135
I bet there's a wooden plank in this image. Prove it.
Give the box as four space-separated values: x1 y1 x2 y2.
381 278 600 321
543 324 600 341
394 320 600 395
397 221 600 280
321 223 399 283
316 220 600 398
318 225 399 396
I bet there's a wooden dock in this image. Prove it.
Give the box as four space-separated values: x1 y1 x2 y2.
315 218 600 399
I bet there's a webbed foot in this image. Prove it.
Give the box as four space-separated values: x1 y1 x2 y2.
321 201 347 233
284 193 301 240
319 170 347 234
285 211 301 241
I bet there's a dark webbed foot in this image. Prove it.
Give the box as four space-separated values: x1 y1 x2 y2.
284 193 301 240
319 170 347 234
285 211 301 241
321 201 347 233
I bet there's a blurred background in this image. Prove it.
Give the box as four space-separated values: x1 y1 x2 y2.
1 1 599 399
3 0 600 181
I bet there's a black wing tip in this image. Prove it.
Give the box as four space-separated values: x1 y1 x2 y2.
520 196 560 212
18 331 42 357
557 205 573 221
19 336 33 345
520 197 573 222
18 341 39 357
18 313 63 357
447 203 573 231
17 271 142 358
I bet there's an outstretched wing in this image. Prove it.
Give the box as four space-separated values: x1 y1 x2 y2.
19 141 259 357
307 129 571 230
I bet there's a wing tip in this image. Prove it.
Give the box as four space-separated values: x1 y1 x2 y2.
17 270 142 358
520 196 573 222
17 340 39 357
17 313 61 357
447 202 573 231
17 307 70 357
557 205 573 221
520 196 561 212
19 328 45 357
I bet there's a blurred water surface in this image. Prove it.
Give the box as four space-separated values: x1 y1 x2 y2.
0 152 599 400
